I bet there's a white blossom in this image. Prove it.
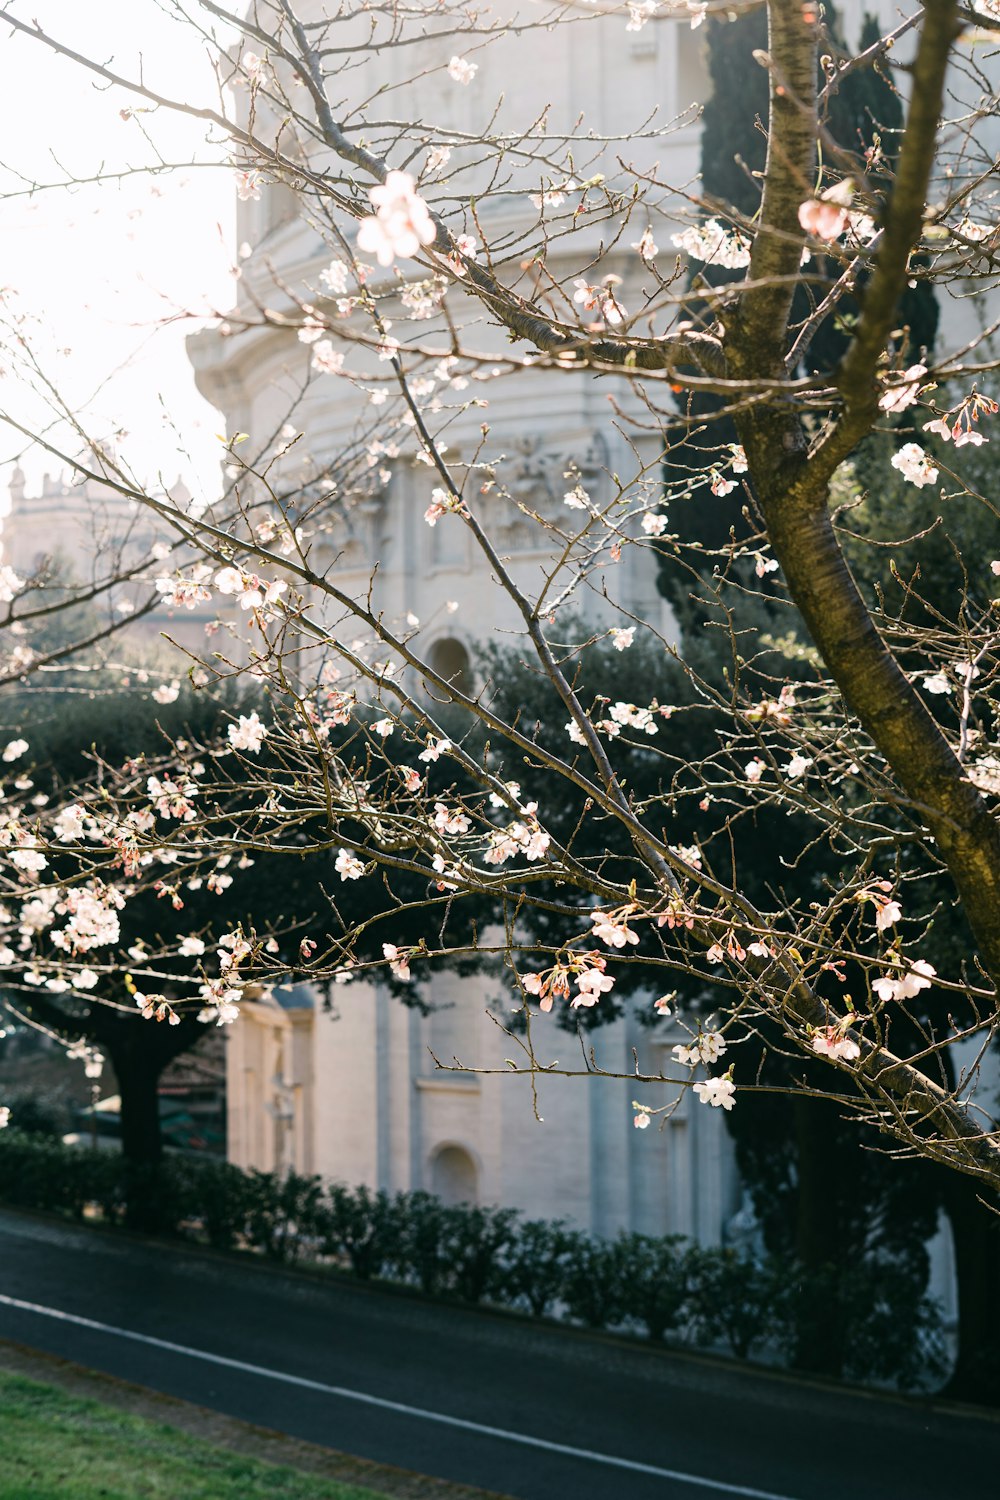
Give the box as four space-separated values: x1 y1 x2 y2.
891 442 938 488
228 712 267 754
447 55 478 84
693 1077 736 1110
356 171 436 267
672 219 751 270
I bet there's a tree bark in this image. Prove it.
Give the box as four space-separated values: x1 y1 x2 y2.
940 1171 1000 1404
791 1096 847 1377
109 1039 164 1169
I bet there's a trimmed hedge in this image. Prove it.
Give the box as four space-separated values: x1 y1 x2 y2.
0 1131 945 1388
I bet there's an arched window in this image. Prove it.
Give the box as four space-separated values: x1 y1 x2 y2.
426 636 472 698
430 1144 479 1206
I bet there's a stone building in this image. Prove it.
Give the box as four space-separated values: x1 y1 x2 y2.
189 0 746 1243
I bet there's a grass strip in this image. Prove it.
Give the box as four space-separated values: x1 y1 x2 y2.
0 1367 391 1500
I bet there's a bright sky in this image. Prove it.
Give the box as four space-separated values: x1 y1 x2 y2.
0 1 236 514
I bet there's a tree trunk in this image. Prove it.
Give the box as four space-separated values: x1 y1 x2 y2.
941 1172 1000 1405
110 1044 163 1168
105 1037 166 1232
791 1096 846 1377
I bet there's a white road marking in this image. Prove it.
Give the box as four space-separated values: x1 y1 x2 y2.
0 1291 802 1500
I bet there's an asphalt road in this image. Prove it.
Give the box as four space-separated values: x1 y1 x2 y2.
0 1207 997 1500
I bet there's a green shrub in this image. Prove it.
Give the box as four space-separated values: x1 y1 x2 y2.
613 1233 698 1342
444 1203 521 1304
181 1158 257 1250
243 1169 325 1262
689 1248 779 1359
498 1217 578 1317
559 1232 628 1329
0 1132 946 1392
320 1183 405 1280
397 1190 453 1296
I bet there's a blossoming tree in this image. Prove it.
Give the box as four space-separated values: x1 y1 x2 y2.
3 0 1000 1291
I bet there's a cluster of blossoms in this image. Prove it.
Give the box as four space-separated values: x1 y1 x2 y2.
356 171 436 267
625 0 656 31
382 942 415 981
672 1030 726 1066
424 487 468 528
797 179 855 242
447 55 477 84
857 880 902 933
891 442 939 488
148 773 198 822
924 390 998 447
566 700 663 745
134 990 181 1025
590 905 640 949
197 977 242 1026
878 364 927 414
631 226 658 261
657 895 695 932
0 564 24 603
335 849 366 881
812 1024 861 1062
872 957 936 1002
418 736 452 764
215 566 288 612
441 234 478 277
573 275 627 327
483 794 551 866
49 883 125 954
672 219 752 270
706 931 773 966
744 684 797 726
154 566 213 610
693 1076 736 1110
312 341 345 375
235 169 263 201
521 952 616 1011
228 712 267 754
708 443 749 499
433 801 472 837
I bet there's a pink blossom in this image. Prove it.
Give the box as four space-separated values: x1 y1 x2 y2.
444 234 478 275
797 195 849 242
812 1027 861 1062
418 737 451 763
611 627 635 651
632 227 658 261
878 365 926 413
590 911 639 948
228 713 267 754
573 276 626 326
356 171 436 267
872 959 936 1002
383 943 411 981
236 170 263 202
711 474 738 497
312 341 345 374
